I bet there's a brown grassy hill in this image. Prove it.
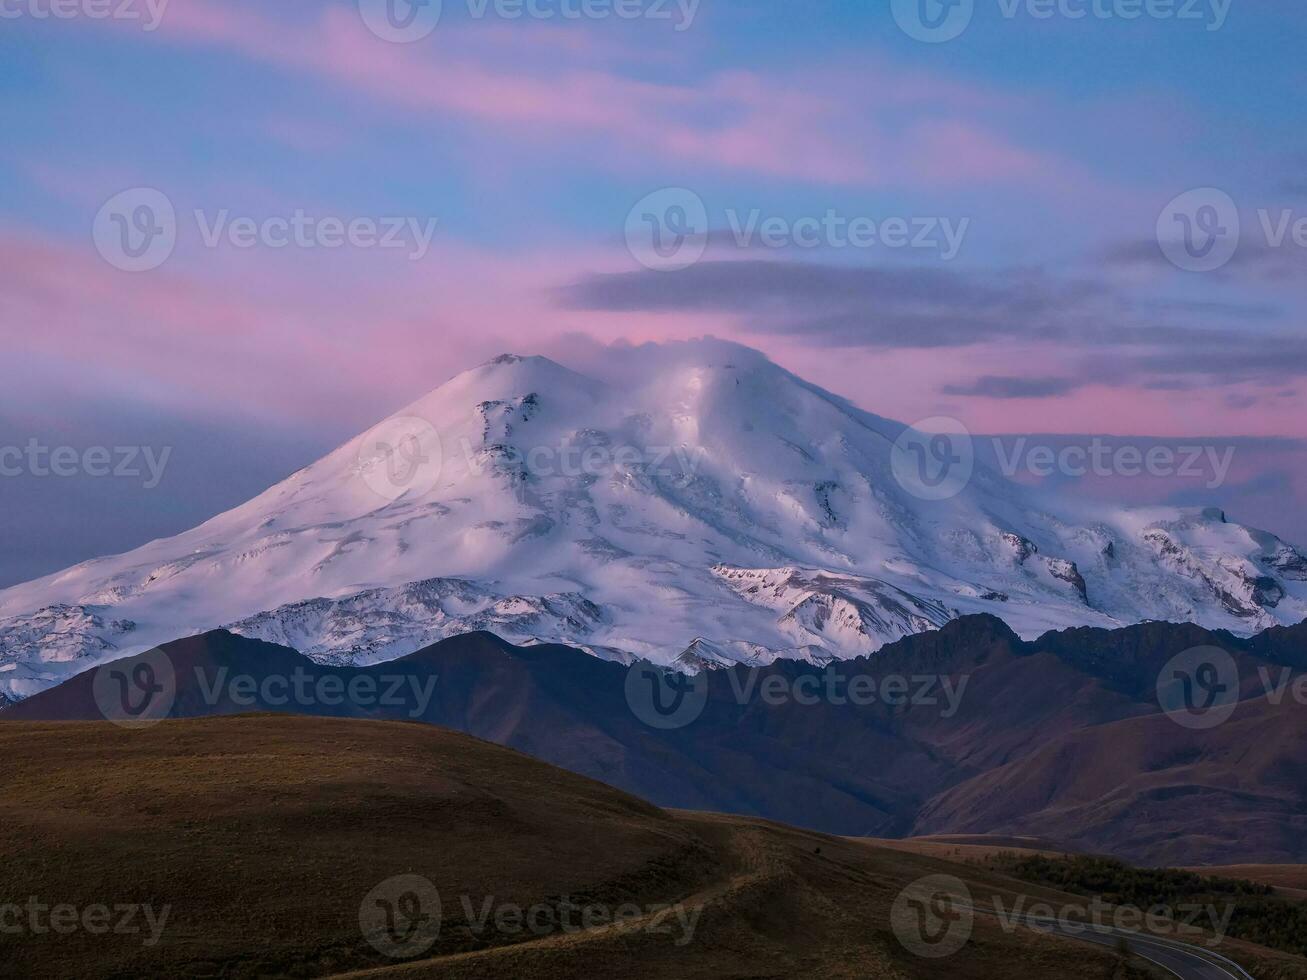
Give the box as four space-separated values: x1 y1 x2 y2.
1186 867 1307 902
6 714 1296 979
8 617 1307 866
913 691 1307 865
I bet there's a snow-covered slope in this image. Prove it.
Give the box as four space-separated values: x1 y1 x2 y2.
2 340 1305 699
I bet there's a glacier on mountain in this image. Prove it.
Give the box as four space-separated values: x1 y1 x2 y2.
2 340 1304 701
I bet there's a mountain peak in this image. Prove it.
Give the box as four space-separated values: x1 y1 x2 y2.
1 342 1304 703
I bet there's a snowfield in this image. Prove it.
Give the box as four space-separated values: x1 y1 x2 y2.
2 339 1304 701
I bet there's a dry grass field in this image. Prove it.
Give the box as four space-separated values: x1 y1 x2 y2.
1 714 1304 979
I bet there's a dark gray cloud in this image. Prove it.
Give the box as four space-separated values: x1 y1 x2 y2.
1104 235 1306 283
942 376 1083 399
558 258 1307 390
560 260 1104 349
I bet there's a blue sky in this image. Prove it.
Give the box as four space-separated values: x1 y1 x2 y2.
1 0 1304 583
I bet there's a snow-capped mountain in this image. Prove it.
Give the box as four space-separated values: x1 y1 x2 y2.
2 340 1305 701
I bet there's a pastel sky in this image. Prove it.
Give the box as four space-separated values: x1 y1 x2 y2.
1 0 1305 584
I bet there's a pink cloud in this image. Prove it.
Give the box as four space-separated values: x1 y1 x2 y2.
110 0 1068 189
9 217 1302 442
